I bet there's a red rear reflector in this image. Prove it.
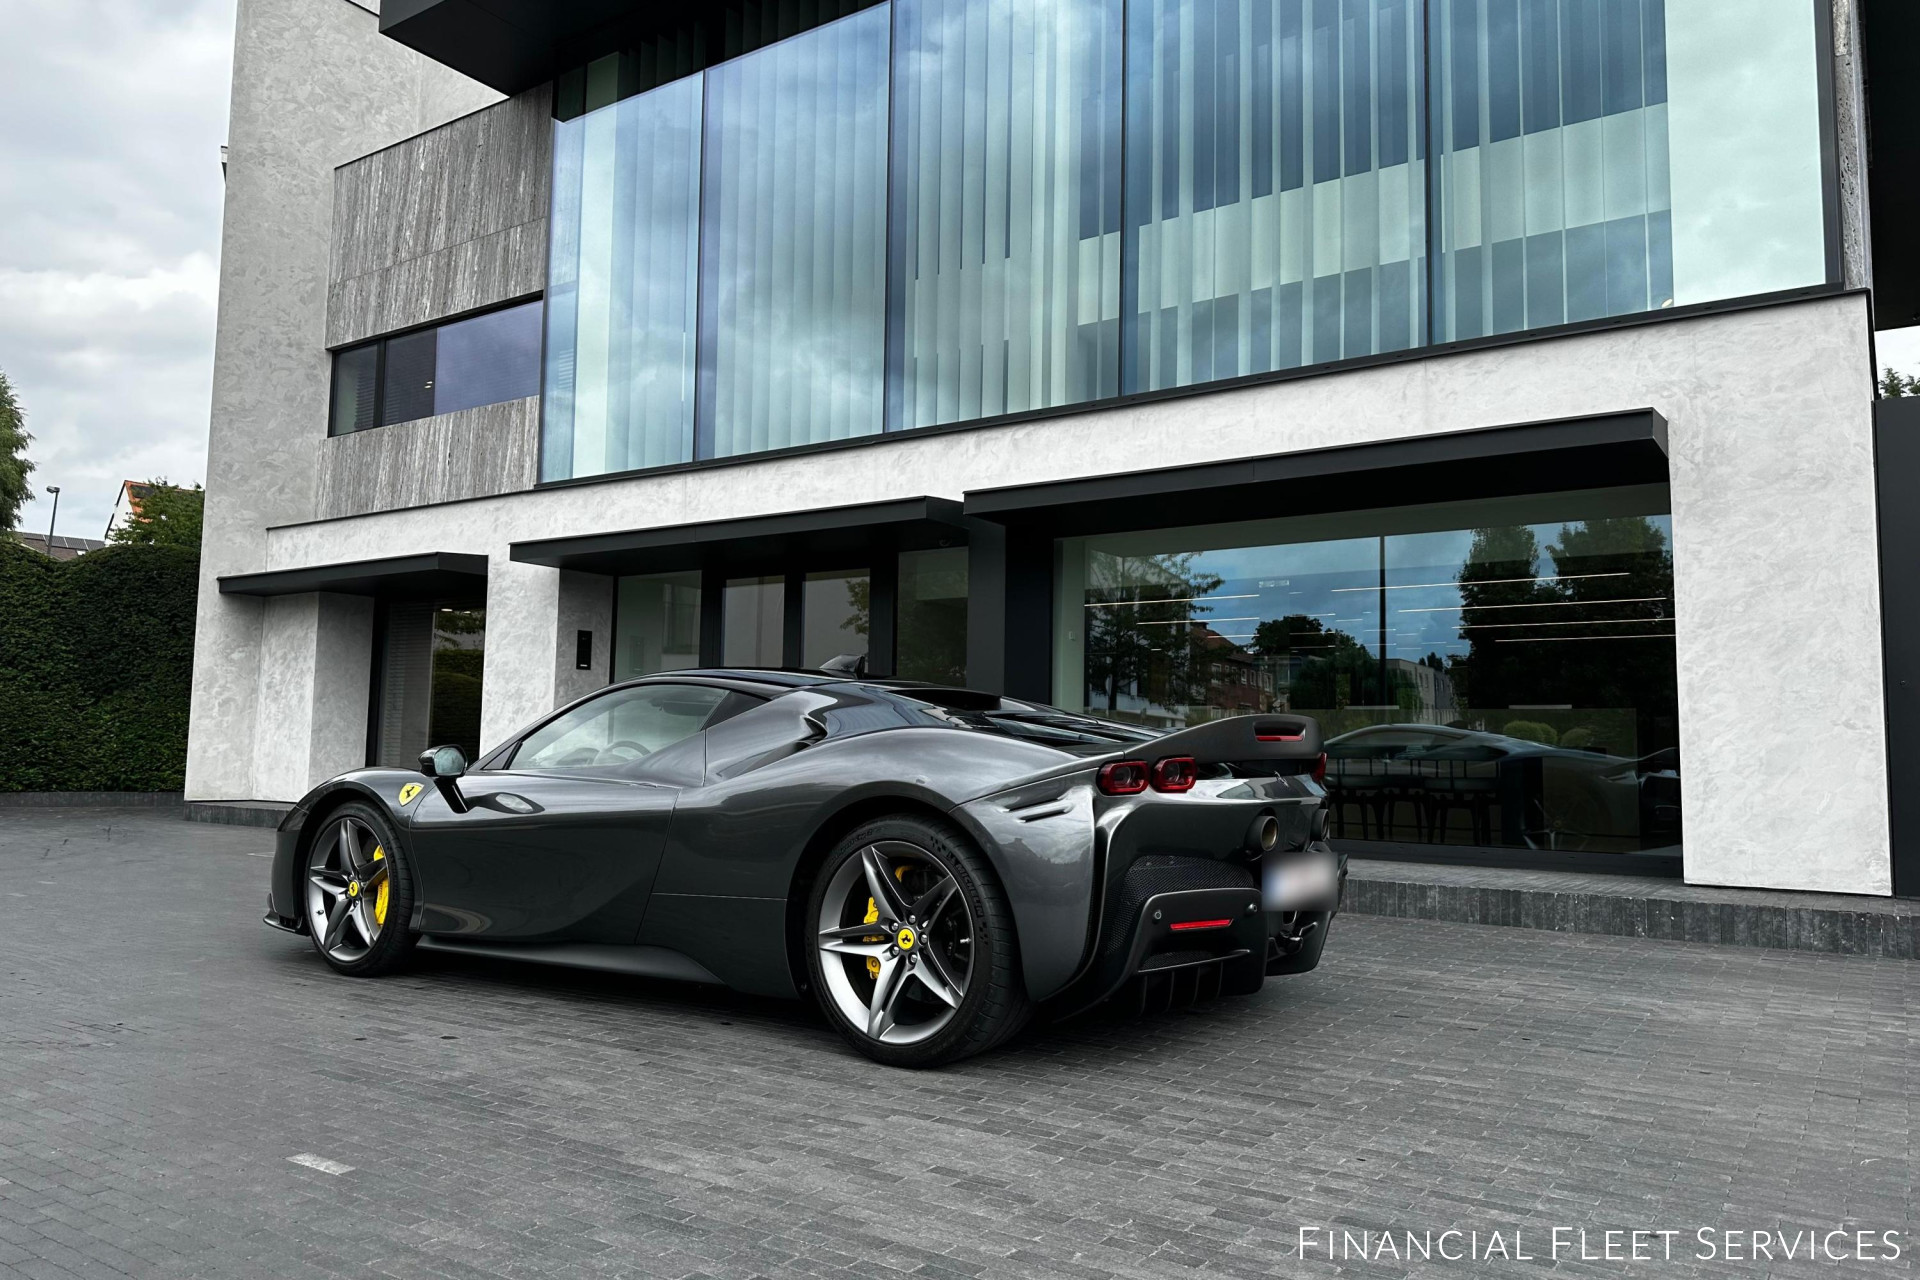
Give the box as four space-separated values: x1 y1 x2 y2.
1312 752 1327 784
1097 760 1150 795
1150 756 1196 792
1169 918 1233 932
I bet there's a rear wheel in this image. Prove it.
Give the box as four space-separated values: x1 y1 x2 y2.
304 802 417 977
805 816 1029 1067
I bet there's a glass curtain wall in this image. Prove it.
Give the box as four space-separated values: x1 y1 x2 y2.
543 75 703 479
888 0 1123 430
541 0 1833 480
1430 0 1826 339
696 7 891 458
1124 0 1425 391
897 547 970 682
803 569 873 667
1054 486 1679 856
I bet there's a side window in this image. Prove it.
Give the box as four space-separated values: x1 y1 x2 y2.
511 684 733 771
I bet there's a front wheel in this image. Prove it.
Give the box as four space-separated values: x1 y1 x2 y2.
303 801 417 977
805 816 1029 1067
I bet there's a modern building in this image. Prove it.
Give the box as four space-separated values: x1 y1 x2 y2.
188 0 1920 897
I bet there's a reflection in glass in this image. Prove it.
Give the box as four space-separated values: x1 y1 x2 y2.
614 571 703 679
888 0 1123 430
544 75 704 479
1054 488 1679 856
1431 0 1825 341
697 9 890 459
803 569 871 669
374 603 486 766
1124 0 1425 391
434 301 543 417
897 547 970 684
724 576 785 666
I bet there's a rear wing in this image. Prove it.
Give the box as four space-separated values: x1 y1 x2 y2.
1120 713 1323 766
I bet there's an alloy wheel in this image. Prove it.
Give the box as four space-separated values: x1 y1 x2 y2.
305 815 391 964
815 841 974 1046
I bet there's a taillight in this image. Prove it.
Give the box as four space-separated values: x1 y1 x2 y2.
1150 756 1196 793
1097 760 1150 795
1169 918 1233 932
1312 752 1327 784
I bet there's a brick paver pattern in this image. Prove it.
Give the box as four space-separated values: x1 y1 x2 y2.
0 809 1914 1278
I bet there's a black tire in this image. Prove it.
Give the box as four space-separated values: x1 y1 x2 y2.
804 814 1030 1067
303 801 418 978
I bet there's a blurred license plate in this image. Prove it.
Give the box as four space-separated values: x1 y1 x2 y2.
1264 851 1337 909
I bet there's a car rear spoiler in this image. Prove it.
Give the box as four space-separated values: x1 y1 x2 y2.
1116 713 1324 766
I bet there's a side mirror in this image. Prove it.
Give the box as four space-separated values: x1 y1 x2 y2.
419 745 467 778
418 744 470 812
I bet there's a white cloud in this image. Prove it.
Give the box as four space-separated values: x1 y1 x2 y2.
0 0 235 539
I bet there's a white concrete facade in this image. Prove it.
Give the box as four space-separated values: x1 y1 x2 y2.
187 0 1894 899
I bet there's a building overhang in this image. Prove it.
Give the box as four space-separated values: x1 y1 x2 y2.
378 0 884 99
509 496 969 577
1865 0 1920 327
961 410 1670 535
217 552 489 600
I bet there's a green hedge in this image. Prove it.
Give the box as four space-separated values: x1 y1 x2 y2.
0 538 199 791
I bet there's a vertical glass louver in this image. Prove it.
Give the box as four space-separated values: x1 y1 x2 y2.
888 0 1124 431
1430 0 1827 340
1123 0 1426 392
696 7 891 459
539 0 1835 480
543 75 703 480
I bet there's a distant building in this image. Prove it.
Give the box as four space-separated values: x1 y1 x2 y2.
104 481 179 540
11 532 105 562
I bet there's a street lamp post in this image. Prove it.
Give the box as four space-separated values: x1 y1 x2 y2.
45 485 61 555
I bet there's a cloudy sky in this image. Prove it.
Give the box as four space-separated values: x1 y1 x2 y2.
5 0 1920 542
1 0 235 540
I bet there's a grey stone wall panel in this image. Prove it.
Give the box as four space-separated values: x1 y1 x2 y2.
327 85 551 347
315 396 539 519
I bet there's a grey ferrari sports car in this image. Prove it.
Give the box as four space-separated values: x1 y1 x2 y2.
264 670 1344 1066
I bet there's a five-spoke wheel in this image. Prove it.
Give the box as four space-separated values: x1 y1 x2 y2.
304 802 415 975
805 816 1029 1066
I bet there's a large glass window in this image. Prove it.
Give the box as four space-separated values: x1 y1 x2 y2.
1054 485 1680 857
373 604 486 766
697 8 891 459
724 576 786 665
538 0 1835 476
803 569 871 668
613 571 703 680
329 301 543 436
1430 0 1827 340
888 0 1123 430
1124 0 1426 390
897 547 970 683
543 76 703 478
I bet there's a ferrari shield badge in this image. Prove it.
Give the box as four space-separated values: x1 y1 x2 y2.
398 782 424 805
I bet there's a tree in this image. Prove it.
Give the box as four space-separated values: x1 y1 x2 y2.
107 480 204 550
1880 367 1920 399
0 371 33 532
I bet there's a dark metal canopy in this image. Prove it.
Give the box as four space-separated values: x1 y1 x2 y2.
379 0 882 100
217 552 488 600
961 410 1670 534
510 496 968 577
1864 0 1920 329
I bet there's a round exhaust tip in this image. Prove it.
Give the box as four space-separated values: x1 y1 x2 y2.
1255 815 1280 853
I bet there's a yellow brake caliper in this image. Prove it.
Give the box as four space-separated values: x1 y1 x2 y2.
862 865 909 978
372 846 388 926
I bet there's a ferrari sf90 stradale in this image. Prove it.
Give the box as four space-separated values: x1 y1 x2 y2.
265 671 1343 1066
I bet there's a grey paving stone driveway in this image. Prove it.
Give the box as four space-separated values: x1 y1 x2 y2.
0 809 1914 1280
